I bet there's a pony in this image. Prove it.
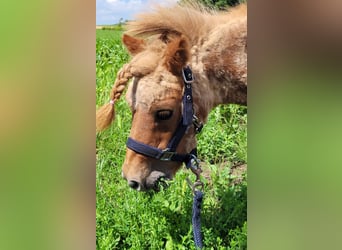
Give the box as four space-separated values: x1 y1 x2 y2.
96 3 247 191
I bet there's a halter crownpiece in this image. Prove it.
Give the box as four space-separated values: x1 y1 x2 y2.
126 66 203 170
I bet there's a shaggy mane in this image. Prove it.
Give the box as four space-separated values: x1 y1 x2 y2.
125 3 246 45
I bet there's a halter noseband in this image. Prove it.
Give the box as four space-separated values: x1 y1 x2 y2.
126 66 203 169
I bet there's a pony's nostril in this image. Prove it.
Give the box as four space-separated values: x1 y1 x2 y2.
128 180 140 190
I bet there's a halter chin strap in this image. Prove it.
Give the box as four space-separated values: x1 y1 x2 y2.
126 66 203 169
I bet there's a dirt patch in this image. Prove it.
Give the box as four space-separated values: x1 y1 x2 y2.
200 161 247 185
229 163 247 185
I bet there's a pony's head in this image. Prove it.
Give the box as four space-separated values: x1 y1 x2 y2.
96 33 199 191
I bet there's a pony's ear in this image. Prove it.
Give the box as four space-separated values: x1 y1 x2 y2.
164 36 189 75
122 34 145 55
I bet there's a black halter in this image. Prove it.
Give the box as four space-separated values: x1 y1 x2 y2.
126 66 203 169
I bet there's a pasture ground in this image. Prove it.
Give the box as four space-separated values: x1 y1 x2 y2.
96 29 247 249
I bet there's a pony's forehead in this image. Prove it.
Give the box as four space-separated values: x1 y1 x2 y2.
126 69 183 111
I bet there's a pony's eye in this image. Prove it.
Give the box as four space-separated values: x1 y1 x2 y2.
156 110 173 120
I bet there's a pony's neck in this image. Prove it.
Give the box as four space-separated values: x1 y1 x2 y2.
190 18 247 122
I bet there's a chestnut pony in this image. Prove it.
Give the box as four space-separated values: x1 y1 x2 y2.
96 3 247 191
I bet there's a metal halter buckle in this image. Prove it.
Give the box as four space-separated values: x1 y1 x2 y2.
159 149 175 161
193 115 203 134
189 154 200 169
188 154 202 177
182 66 194 84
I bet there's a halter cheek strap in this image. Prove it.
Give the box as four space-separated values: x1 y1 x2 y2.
126 66 203 169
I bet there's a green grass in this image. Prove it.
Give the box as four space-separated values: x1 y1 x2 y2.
96 30 247 249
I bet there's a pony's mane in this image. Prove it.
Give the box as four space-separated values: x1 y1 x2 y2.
125 3 219 45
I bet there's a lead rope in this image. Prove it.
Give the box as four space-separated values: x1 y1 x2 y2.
187 157 204 249
192 189 204 248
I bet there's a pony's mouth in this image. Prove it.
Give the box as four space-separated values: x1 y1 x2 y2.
153 176 171 191
145 171 172 191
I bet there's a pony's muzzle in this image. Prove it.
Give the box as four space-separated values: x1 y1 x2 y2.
122 169 170 191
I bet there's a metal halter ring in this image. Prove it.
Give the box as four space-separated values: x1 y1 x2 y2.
186 177 204 193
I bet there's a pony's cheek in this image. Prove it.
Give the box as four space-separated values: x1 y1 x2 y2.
171 164 183 176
